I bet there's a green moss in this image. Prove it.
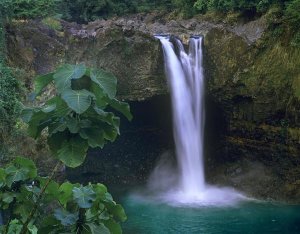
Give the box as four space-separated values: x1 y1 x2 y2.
0 64 23 161
42 17 62 31
290 31 300 48
121 39 134 57
237 33 300 120
0 64 21 128
292 76 300 99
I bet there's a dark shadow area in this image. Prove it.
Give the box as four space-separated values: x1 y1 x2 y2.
203 93 227 173
67 94 174 186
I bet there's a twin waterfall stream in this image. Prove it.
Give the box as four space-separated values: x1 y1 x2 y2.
145 35 245 206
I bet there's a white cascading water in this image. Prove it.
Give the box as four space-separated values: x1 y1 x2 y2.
161 36 205 195
146 35 246 206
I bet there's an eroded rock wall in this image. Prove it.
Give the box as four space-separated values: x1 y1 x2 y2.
203 21 300 201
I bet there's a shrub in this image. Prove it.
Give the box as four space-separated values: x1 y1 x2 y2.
22 63 132 168
172 0 196 18
284 0 300 28
290 31 300 47
0 157 127 233
0 64 21 134
194 0 283 14
60 0 173 23
0 0 60 20
0 63 131 233
60 0 130 23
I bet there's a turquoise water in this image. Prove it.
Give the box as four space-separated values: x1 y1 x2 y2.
120 194 300 234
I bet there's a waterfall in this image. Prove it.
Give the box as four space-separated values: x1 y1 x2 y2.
146 35 246 206
159 36 205 196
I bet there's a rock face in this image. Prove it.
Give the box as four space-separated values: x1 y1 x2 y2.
203 20 300 202
6 14 300 202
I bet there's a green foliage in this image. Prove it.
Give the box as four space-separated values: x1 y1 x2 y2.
60 0 132 23
171 0 196 18
293 75 300 99
41 17 62 31
194 0 278 13
0 18 19 134
0 157 127 233
58 0 300 21
0 0 60 20
0 64 21 135
194 0 299 14
193 0 208 13
60 0 173 23
21 64 132 168
192 0 300 29
290 31 300 47
1 0 299 23
284 0 300 28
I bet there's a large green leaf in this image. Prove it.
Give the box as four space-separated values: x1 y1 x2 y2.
93 107 115 125
103 219 122 234
46 96 70 117
48 120 67 135
14 200 33 223
108 98 132 121
5 166 29 187
86 223 110 234
92 183 107 200
47 131 68 155
7 219 22 234
54 208 78 226
53 64 86 92
56 135 89 168
14 157 37 178
106 204 127 222
27 110 50 138
5 157 37 187
66 117 80 133
42 180 60 201
91 82 107 108
38 216 61 234
72 186 96 208
79 119 92 128
34 72 54 96
91 68 117 99
27 224 38 234
79 128 105 148
102 124 118 142
61 89 94 114
58 182 76 206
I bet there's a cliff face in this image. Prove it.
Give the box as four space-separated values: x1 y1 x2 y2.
6 18 166 100
6 13 300 202
204 24 300 201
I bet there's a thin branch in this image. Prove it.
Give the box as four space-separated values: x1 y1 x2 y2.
20 162 61 234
